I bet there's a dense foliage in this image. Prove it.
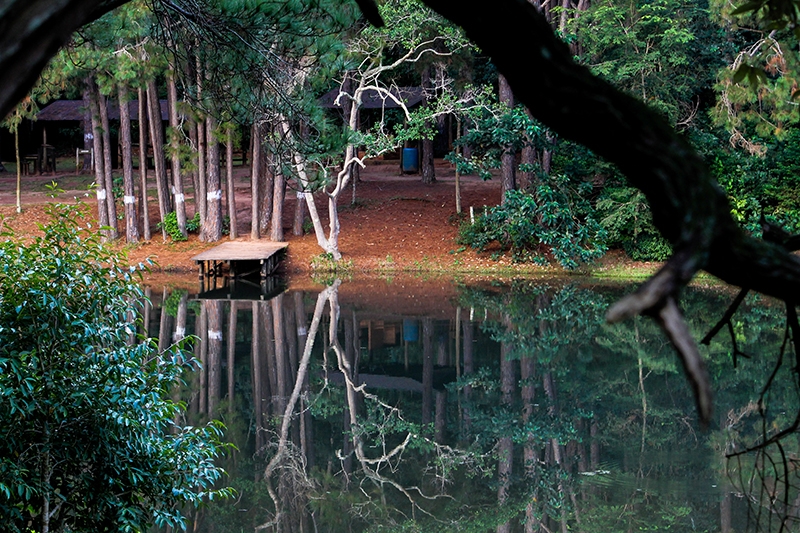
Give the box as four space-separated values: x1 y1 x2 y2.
158 211 203 241
0 203 231 532
459 188 607 269
440 0 800 263
596 186 672 261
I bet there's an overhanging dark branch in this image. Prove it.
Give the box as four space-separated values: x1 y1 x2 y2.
0 0 127 119
416 0 800 303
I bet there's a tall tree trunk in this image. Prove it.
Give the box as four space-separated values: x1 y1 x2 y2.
272 295 287 413
499 74 516 203
421 66 436 184
572 0 589 56
196 50 207 226
280 117 343 258
14 125 21 213
542 131 555 175
167 72 187 239
174 292 187 344
497 314 515 533
146 79 170 239
252 302 264 455
250 122 261 240
98 91 118 237
558 0 571 34
118 84 139 243
521 352 540 533
157 288 171 354
138 89 151 240
196 117 207 225
519 144 535 192
204 114 222 242
82 92 93 171
259 132 274 236
198 302 208 414
207 300 222 416
455 116 462 214
269 162 285 242
422 318 433 425
341 72 361 201
188 116 200 220
293 189 305 236
227 301 237 411
87 79 110 235
226 127 238 239
519 110 538 192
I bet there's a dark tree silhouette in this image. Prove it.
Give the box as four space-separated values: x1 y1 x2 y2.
0 0 126 117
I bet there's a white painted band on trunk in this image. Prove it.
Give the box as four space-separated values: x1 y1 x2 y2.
207 190 222 201
175 326 186 337
296 191 304 199
297 327 307 336
208 330 223 341
96 189 107 200
124 195 136 205
175 193 185 203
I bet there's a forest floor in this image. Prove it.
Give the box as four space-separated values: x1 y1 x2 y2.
0 157 661 287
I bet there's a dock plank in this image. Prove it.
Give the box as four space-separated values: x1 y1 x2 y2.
191 241 288 262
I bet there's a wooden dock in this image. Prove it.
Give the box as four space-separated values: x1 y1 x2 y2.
196 276 286 301
192 241 288 290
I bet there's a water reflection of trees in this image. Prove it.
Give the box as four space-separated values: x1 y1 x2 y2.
145 279 800 532
705 290 800 533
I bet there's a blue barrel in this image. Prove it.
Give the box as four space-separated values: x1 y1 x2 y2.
402 148 419 173
403 319 419 342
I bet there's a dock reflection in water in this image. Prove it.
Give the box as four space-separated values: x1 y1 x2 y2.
144 277 800 533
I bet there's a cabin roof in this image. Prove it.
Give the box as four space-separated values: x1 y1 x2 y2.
36 99 169 121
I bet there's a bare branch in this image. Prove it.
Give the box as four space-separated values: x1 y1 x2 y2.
655 297 713 426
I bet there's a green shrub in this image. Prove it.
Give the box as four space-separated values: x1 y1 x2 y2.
186 212 202 233
624 233 673 262
597 186 672 261
458 185 607 269
158 211 202 241
0 203 232 532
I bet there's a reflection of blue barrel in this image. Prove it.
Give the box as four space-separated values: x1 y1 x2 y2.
402 148 419 173
403 319 419 342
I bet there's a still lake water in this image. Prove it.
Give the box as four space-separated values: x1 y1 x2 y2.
145 275 800 533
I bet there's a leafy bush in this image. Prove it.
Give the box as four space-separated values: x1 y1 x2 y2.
458 185 607 269
596 186 672 261
186 211 202 233
158 211 202 241
446 104 542 180
0 203 231 532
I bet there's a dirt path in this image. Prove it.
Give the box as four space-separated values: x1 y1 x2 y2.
0 158 647 284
